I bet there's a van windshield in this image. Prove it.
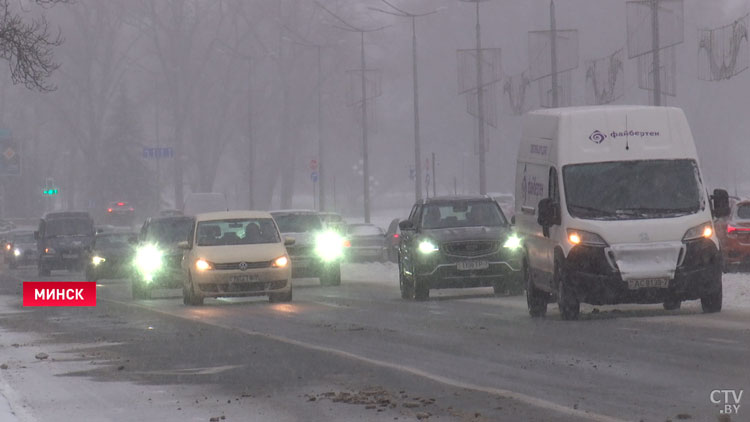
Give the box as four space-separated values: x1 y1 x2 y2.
45 219 93 237
563 159 703 220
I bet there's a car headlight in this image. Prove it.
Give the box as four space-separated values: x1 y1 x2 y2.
272 255 289 268
418 240 439 255
135 244 163 276
315 231 346 262
503 234 522 251
195 259 212 271
683 221 713 241
13 248 21 257
92 256 106 266
566 229 608 247
44 247 56 254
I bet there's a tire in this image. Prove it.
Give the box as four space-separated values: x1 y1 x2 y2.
555 259 580 321
701 279 722 313
413 275 430 301
663 298 681 311
525 260 548 318
320 264 341 286
399 261 414 300
38 263 50 277
269 284 293 303
183 274 203 306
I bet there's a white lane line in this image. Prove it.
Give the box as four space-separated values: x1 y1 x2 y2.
137 364 244 376
103 298 627 422
706 337 739 345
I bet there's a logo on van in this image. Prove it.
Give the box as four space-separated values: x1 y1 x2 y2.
588 130 607 144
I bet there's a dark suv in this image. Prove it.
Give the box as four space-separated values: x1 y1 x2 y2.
131 216 194 299
36 212 95 276
398 196 523 301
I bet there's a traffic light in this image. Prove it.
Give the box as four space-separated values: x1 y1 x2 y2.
43 188 59 196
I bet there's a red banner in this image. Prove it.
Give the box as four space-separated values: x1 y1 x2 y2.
23 282 97 307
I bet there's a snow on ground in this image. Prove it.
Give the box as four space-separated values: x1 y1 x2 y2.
722 273 750 311
341 262 398 285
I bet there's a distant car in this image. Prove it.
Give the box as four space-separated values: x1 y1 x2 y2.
385 218 401 263
397 196 523 301
345 224 388 262
183 192 228 216
131 215 195 299
159 209 183 217
6 231 37 269
180 211 293 306
105 201 136 226
85 232 137 281
270 210 344 286
319 212 347 233
36 211 96 276
716 199 750 272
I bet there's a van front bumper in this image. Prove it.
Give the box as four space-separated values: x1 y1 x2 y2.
565 239 721 305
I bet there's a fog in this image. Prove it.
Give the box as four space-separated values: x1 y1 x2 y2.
0 0 746 220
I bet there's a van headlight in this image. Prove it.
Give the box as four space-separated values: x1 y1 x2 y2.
683 222 713 241
418 240 439 255
566 229 608 247
315 231 345 262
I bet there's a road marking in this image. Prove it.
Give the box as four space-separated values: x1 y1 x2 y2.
137 365 244 376
706 337 739 345
104 298 627 422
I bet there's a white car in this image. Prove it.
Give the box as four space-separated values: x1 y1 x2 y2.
179 211 293 306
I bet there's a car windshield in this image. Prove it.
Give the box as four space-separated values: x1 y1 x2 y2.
146 219 193 244
563 159 703 220
13 234 34 243
421 202 508 229
272 214 322 233
196 218 280 246
348 225 384 236
95 234 133 248
736 204 750 219
45 219 93 237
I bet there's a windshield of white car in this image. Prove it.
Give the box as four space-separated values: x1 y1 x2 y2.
563 159 702 220
272 214 322 233
420 202 508 229
196 218 280 246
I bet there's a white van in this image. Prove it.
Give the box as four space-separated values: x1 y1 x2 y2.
514 106 730 320
183 192 228 216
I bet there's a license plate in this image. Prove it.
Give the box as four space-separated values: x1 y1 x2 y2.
62 254 78 259
230 274 258 283
627 278 669 290
457 260 489 271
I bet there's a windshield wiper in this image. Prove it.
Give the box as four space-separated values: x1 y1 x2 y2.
569 204 614 217
616 207 696 216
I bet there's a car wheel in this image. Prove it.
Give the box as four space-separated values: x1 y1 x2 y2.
555 259 579 320
320 264 341 286
399 261 414 300
413 275 429 301
663 298 681 311
269 284 293 303
701 277 722 313
525 260 548 318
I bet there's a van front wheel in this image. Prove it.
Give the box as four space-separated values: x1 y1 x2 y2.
555 260 580 320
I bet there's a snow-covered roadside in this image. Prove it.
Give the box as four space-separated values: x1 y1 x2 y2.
722 273 750 311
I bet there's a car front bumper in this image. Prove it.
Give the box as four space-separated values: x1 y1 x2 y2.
413 253 522 289
192 267 291 298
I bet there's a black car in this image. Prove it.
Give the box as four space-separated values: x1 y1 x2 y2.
271 210 343 286
397 196 523 301
6 231 37 269
345 224 388 262
36 212 95 276
131 216 194 299
85 232 137 281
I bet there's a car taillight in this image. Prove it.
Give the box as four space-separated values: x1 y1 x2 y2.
107 208 112 213
727 225 750 235
393 234 399 238
117 202 125 206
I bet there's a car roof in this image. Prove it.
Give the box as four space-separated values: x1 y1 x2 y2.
269 209 318 215
43 211 92 219
195 210 273 221
420 195 494 205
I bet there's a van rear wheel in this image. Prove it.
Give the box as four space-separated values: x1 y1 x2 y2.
555 260 579 320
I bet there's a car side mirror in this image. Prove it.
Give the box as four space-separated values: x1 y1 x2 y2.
284 237 296 246
398 220 415 231
177 240 190 250
537 198 560 227
33 231 39 240
711 189 730 218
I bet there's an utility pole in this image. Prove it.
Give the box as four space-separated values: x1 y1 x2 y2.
431 152 437 197
370 1 439 202
650 0 661 106
550 0 558 108
316 1 388 223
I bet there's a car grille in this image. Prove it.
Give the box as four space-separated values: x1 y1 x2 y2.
213 261 271 270
443 241 498 257
200 280 287 293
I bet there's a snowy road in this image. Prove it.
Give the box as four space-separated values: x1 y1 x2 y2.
0 263 748 421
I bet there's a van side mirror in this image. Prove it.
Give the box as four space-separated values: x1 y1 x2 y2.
284 237 295 246
33 231 39 240
398 220 415 231
711 189 730 218
537 198 560 227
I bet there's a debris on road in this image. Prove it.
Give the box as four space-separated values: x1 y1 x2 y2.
35 352 48 360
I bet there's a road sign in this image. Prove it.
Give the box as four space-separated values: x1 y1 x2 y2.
0 130 20 176
311 171 319 183
310 159 318 171
142 147 174 159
